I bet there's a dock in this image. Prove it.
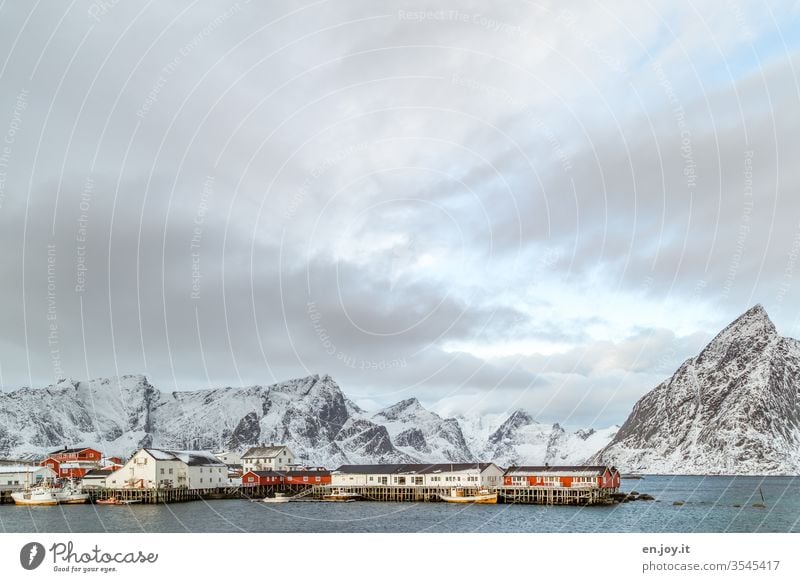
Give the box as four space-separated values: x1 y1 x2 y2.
0 484 619 506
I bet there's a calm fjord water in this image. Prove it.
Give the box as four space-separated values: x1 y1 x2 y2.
2 476 798 533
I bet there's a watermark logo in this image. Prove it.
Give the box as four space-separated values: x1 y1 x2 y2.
20 542 46 570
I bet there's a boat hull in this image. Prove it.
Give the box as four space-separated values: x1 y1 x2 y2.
56 492 90 504
323 494 362 502
439 493 498 504
11 492 59 506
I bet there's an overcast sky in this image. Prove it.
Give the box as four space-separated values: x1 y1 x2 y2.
1 0 799 428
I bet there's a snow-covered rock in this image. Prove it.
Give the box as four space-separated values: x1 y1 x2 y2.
459 409 617 466
591 305 800 475
0 373 614 467
371 398 474 462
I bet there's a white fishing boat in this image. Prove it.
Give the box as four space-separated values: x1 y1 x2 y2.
262 492 291 503
439 487 498 504
11 485 60 506
55 482 90 504
322 488 362 502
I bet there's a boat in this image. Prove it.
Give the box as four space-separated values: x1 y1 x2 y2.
439 487 498 504
322 488 362 502
262 492 291 503
11 485 60 506
55 482 90 504
95 497 141 505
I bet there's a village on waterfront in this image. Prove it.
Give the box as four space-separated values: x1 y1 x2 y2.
0 444 629 507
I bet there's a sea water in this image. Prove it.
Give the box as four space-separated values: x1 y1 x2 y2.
1 476 798 533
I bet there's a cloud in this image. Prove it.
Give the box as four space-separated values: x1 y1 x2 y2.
0 0 799 428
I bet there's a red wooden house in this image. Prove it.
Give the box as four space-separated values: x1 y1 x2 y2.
503 465 620 490
41 447 104 479
241 469 331 487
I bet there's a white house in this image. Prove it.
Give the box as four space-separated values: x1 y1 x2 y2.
104 448 227 491
331 463 504 488
80 468 113 490
0 466 57 489
241 445 294 472
212 450 242 466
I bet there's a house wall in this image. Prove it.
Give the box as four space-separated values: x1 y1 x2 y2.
52 449 102 462
502 472 613 489
331 473 368 487
333 466 503 488
242 449 294 472
214 452 242 465
186 464 227 489
106 450 160 489
0 467 57 487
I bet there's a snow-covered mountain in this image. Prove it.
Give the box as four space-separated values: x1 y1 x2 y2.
0 373 613 467
591 305 800 475
460 409 618 467
372 398 474 462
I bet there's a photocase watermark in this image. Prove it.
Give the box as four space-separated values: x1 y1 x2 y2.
46 243 63 378
19 540 158 574
20 542 45 570
74 176 94 294
721 149 755 299
87 0 122 22
557 9 627 74
773 220 800 314
726 0 755 41
306 301 407 370
390 236 418 291
136 2 250 119
652 61 696 193
286 142 371 219
649 278 708 373
397 9 529 40
190 175 214 300
0 88 29 211
450 74 573 173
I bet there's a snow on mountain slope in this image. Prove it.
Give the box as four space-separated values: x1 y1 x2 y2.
473 409 618 466
591 305 800 475
0 373 614 468
371 398 474 462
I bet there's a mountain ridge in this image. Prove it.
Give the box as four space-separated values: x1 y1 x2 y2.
0 373 613 467
591 304 800 474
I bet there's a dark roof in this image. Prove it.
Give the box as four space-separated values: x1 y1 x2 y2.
247 469 330 477
334 463 497 475
504 465 616 475
142 449 225 466
83 469 113 478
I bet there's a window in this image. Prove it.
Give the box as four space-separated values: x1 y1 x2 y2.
169 468 173 475
315 476 321 482
247 477 254 483
200 478 203 483
160 468 165 475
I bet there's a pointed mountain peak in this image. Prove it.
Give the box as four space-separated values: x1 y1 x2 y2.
373 397 424 421
507 409 534 425
706 304 777 347
734 304 774 329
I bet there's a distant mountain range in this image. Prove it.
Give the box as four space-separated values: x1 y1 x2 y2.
2 305 797 474
0 374 615 467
